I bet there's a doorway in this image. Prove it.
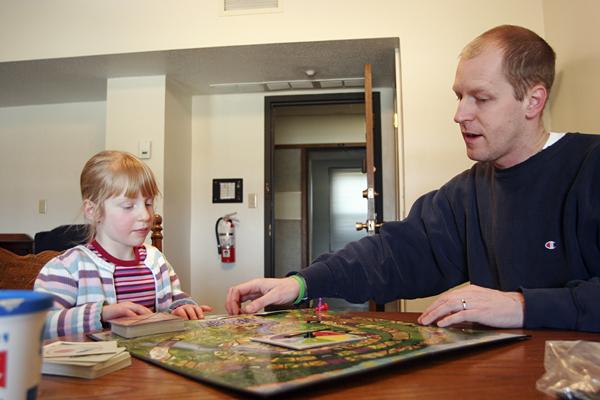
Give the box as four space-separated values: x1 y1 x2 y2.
264 93 383 310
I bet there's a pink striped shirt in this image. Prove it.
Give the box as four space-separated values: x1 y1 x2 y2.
88 241 156 311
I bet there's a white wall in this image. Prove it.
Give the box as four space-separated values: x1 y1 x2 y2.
0 102 105 236
191 93 265 311
164 80 193 293
105 76 166 195
1 0 448 62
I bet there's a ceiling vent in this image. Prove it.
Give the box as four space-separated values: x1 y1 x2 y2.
223 0 281 15
209 78 364 93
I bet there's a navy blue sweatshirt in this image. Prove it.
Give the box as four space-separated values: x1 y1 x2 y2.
300 133 600 332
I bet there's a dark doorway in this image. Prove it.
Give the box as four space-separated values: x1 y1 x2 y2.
264 92 383 287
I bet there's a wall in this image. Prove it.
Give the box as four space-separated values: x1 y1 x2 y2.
164 80 193 293
543 0 600 133
0 0 508 62
105 76 166 194
274 114 365 145
191 93 265 310
0 102 105 235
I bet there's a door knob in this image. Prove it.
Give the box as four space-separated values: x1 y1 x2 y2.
355 220 384 231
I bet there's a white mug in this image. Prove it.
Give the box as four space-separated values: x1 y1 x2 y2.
0 290 53 400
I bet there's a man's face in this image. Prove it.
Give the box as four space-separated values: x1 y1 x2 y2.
453 46 530 169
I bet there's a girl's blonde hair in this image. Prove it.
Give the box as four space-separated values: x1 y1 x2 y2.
80 150 160 241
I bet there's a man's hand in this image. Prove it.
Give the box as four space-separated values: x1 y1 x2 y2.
226 277 300 315
417 284 525 328
172 304 213 320
101 301 152 321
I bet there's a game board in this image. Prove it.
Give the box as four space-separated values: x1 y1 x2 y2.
91 310 526 396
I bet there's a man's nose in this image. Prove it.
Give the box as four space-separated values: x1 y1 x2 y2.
454 99 472 124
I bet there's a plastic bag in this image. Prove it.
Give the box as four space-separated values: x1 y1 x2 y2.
536 340 600 399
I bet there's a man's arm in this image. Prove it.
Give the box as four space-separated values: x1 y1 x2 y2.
299 189 469 304
522 278 600 332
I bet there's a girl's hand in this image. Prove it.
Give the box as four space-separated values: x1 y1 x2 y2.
101 301 152 322
172 304 213 320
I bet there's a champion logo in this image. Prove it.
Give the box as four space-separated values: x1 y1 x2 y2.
545 241 557 250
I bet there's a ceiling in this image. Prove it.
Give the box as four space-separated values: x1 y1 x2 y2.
0 37 398 108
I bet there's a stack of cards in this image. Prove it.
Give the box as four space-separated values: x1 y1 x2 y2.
42 341 131 379
109 312 185 338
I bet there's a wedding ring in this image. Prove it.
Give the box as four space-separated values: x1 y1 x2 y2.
461 298 467 311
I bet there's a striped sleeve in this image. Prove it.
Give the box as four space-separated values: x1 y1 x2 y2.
34 255 103 339
163 259 198 310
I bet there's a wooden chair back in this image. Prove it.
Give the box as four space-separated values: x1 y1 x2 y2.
0 247 59 290
151 213 163 252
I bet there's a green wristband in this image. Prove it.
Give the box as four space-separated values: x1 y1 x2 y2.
290 275 307 305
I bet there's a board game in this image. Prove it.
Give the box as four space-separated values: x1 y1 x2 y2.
90 310 526 396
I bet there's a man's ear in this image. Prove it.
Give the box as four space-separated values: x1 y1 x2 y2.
82 199 99 222
524 84 548 119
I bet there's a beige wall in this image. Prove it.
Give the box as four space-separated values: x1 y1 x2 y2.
105 76 167 194
274 114 365 145
0 102 105 235
191 92 265 308
544 0 600 133
164 80 193 293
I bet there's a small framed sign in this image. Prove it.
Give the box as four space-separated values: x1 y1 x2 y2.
213 178 243 203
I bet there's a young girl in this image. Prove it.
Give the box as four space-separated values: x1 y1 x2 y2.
35 150 211 339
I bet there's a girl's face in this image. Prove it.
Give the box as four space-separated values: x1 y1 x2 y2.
94 192 154 260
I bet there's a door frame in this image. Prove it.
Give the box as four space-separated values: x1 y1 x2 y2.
264 92 383 278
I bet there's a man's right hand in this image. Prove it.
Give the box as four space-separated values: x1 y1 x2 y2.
101 301 152 321
225 277 300 315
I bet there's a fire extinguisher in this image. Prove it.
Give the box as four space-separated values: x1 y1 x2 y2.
215 213 237 263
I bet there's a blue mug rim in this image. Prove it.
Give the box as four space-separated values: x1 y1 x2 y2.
0 290 53 316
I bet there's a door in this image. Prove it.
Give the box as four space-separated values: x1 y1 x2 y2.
264 92 383 310
358 64 380 236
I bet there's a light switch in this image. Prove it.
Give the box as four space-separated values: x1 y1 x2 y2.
38 199 47 214
138 140 152 159
248 193 257 208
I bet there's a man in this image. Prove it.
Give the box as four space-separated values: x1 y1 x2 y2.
226 25 600 332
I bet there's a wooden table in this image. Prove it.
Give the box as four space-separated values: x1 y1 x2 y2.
38 312 600 399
